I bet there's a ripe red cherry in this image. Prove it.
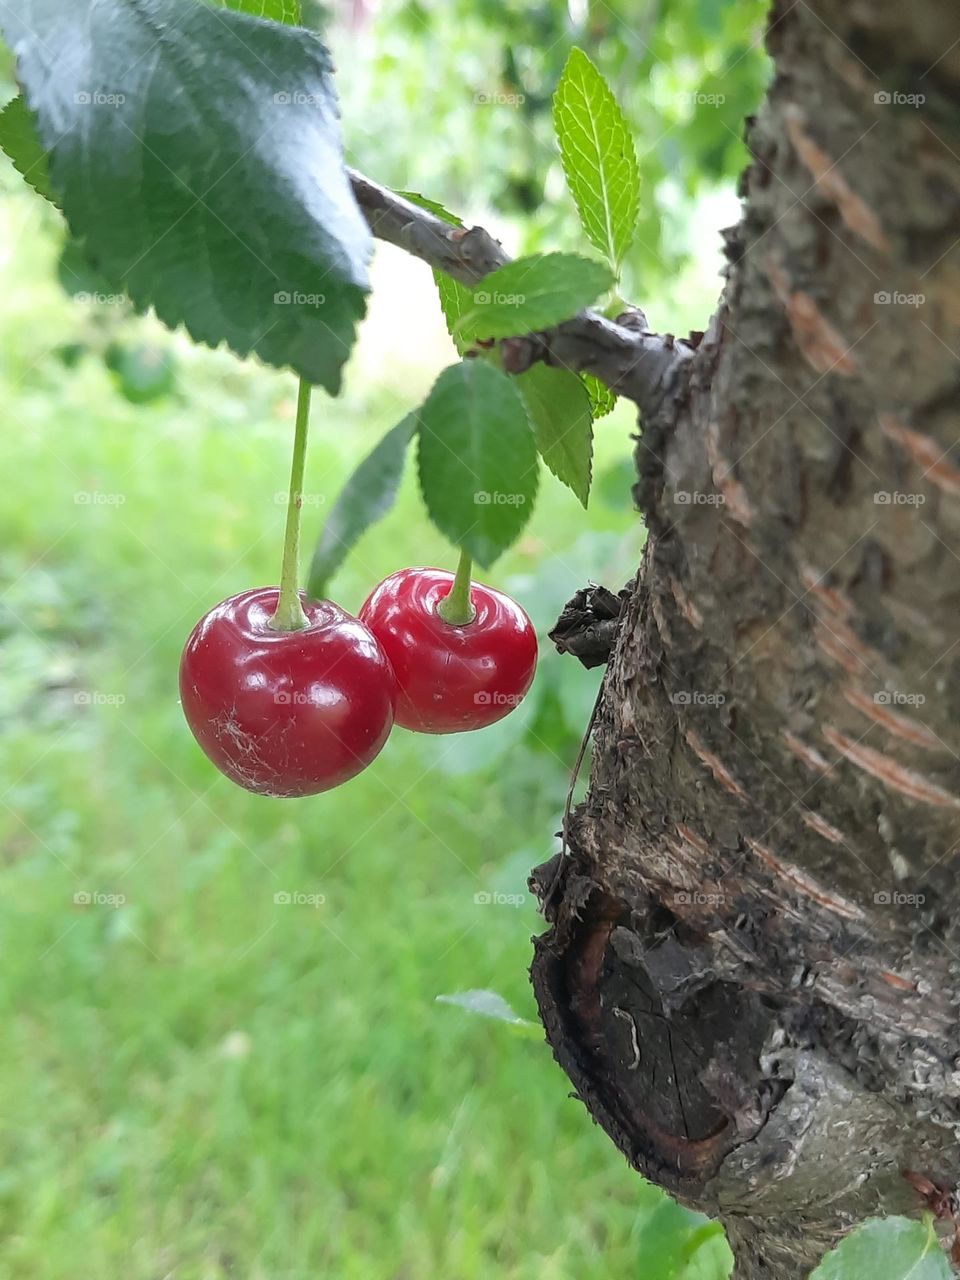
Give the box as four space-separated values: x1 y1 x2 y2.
359 567 537 734
179 587 396 796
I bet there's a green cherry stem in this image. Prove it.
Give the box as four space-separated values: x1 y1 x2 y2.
269 377 313 632
436 546 477 626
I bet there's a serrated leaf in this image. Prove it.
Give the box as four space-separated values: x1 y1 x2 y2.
434 272 474 355
809 1216 951 1280
396 189 475 355
517 364 593 506
582 372 617 419
0 0 371 394
416 360 538 567
213 0 302 22
455 253 613 341
0 94 53 202
553 47 641 273
307 416 415 599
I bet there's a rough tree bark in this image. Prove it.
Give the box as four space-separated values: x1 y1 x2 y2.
527 0 960 1275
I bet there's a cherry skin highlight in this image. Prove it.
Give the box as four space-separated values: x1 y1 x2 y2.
359 567 538 734
179 587 396 796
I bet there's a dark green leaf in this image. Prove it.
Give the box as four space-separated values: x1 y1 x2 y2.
0 0 371 394
583 372 617 419
455 253 613 341
0 94 53 202
809 1216 951 1280
553 47 641 274
212 0 302 22
395 189 461 226
307 416 415 599
417 360 538 567
516 364 593 506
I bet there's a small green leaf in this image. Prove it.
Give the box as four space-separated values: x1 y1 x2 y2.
553 47 641 273
213 0 302 21
517 364 593 506
0 94 53 202
583 372 617 419
435 272 474 355
455 253 613 341
1 0 371 394
417 360 538 567
396 189 475 355
809 1216 951 1280
307 416 415 599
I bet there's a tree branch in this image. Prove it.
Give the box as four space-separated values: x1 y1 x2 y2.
347 168 695 415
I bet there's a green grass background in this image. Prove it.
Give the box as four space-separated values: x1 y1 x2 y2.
0 170 734 1279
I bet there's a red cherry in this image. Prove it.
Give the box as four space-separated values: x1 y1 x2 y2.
179 587 396 796
359 567 537 734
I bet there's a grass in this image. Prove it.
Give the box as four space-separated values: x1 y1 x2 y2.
0 191 732 1280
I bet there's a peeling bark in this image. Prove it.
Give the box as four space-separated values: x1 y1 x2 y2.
530 1 960 1275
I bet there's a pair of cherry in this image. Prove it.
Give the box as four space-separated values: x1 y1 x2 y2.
179 567 538 797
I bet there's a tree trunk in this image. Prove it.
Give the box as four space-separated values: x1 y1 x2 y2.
530 1 960 1275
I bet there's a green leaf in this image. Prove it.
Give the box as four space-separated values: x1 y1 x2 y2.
455 253 613 341
416 360 538 567
809 1216 951 1280
0 95 53 202
434 272 475 355
675 1223 734 1280
307 416 415 600
583 372 617 419
516 364 593 506
396 189 475 355
553 47 641 274
213 0 302 22
0 0 371 394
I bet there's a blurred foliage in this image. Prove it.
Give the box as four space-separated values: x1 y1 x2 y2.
336 0 771 306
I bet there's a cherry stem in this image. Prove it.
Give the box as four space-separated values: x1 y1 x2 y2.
437 547 476 626
269 377 313 632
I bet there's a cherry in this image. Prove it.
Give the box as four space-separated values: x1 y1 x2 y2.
180 587 396 796
359 565 538 734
